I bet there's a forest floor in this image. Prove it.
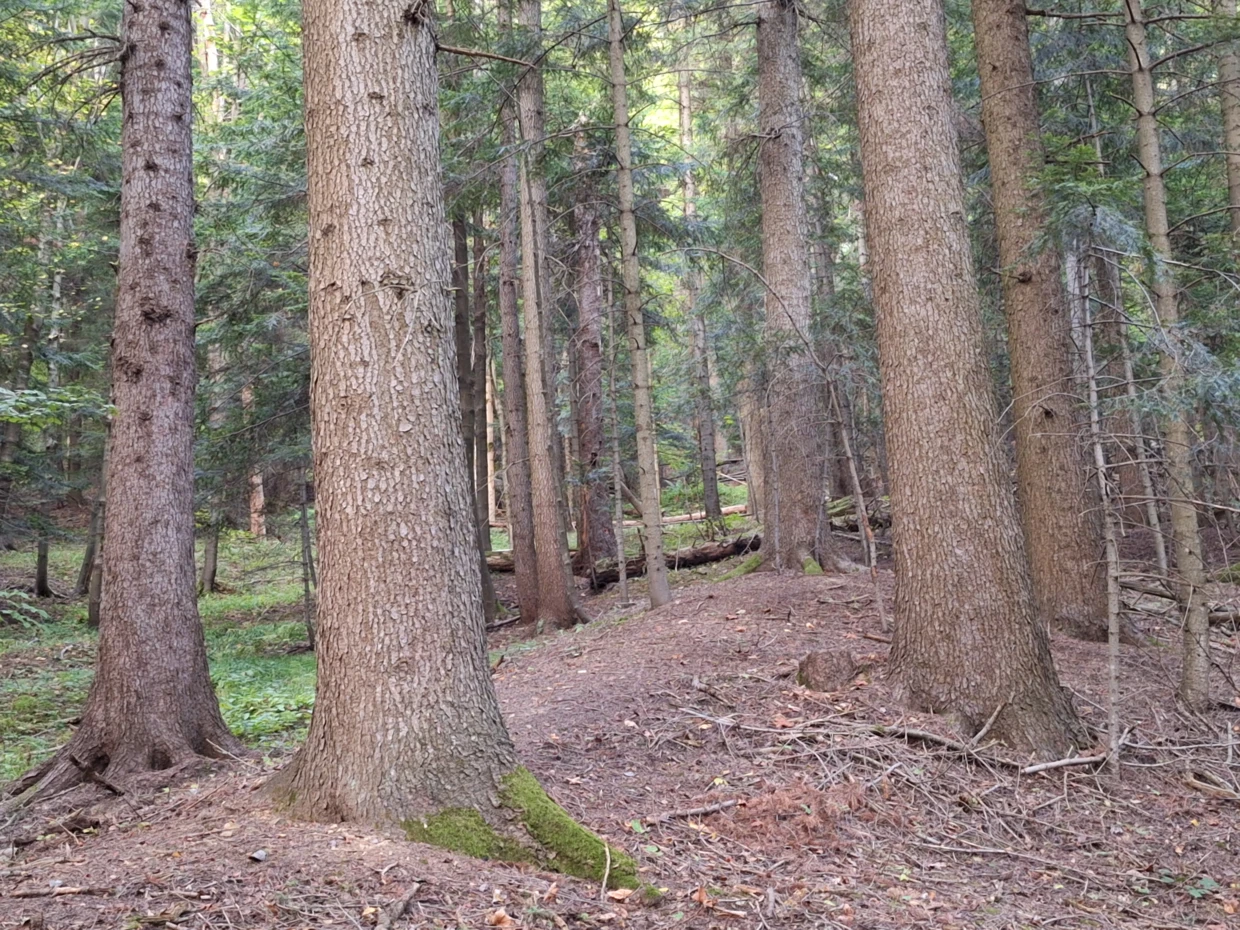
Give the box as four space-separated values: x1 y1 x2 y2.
2 528 1240 929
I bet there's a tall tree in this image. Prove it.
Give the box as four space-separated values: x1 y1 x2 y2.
850 0 1082 755
516 0 582 627
971 0 1107 640
1220 0 1240 240
756 0 834 573
609 0 671 607
10 0 240 800
269 3 632 883
1122 0 1211 710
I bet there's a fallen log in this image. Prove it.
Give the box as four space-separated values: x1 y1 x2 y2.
487 535 762 588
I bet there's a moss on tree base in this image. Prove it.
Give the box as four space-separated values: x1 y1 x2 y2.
718 553 762 581
403 767 638 888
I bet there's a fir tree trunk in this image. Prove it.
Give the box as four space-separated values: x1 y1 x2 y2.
496 27 541 623
1219 0 1240 240
972 0 1107 640
756 0 833 573
1123 1 1212 710
850 0 1083 756
12 0 240 801
609 0 671 607
200 518 221 595
516 0 582 627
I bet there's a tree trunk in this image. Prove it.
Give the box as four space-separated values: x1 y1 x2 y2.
1123 1 1212 711
850 0 1082 757
241 384 266 537
756 0 833 573
1219 0 1240 240
12 0 240 801
298 465 316 650
0 314 38 547
679 63 723 527
609 0 671 608
472 219 491 537
200 518 221 595
570 141 618 576
76 497 101 597
496 22 541 623
269 0 517 821
972 0 1107 640
516 0 582 627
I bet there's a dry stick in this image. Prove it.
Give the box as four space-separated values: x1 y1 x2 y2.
643 799 739 825
829 382 887 632
1082 275 1124 777
7 886 112 898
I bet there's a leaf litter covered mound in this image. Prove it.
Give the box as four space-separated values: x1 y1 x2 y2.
4 565 1240 929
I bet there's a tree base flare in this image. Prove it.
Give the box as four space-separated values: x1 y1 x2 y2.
717 553 763 581
403 767 637 888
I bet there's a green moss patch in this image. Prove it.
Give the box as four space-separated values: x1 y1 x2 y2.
802 557 824 575
404 807 535 864
718 553 762 582
500 766 638 888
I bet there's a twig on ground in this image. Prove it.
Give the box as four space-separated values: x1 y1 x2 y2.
643 799 739 825
375 883 421 930
7 886 112 898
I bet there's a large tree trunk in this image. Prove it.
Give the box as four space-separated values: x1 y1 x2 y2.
11 0 240 801
609 0 671 607
972 0 1107 640
570 143 618 576
679 63 723 526
1123 1 1212 710
268 8 629 880
496 24 540 624
516 0 582 627
850 0 1082 757
269 0 516 820
756 0 833 573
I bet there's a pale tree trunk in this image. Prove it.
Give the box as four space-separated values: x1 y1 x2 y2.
570 140 618 576
609 0 671 607
269 0 516 820
850 0 1082 756
84 430 109 626
496 23 540 623
298 465 316 650
472 219 490 538
517 0 582 626
241 384 266 537
486 360 499 525
679 63 723 526
756 0 833 573
11 0 241 802
972 0 1107 640
1219 0 1240 240
1123 0 1211 711
200 521 220 595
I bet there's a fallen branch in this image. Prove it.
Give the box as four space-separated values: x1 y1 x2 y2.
643 799 739 825
7 886 112 898
1020 751 1110 775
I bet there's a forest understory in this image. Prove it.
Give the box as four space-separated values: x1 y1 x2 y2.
2 531 1238 930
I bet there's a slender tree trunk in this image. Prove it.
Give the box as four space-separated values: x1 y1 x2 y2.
0 315 37 547
486 359 500 525
679 63 723 526
299 465 316 649
850 0 1082 756
607 282 632 606
1123 0 1211 711
756 0 833 573
242 384 266 537
472 219 491 538
12 0 240 801
200 520 220 595
570 141 618 575
1219 0 1240 240
516 0 582 626
972 0 1107 640
496 24 540 622
76 497 101 597
609 0 671 607
269 0 517 820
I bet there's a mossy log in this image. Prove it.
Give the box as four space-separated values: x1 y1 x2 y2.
403 767 637 887
488 535 761 589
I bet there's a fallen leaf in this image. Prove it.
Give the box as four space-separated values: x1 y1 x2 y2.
772 714 801 729
542 882 559 904
485 908 517 927
607 888 634 901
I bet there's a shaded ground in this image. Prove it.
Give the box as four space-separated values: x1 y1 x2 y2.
3 548 1240 929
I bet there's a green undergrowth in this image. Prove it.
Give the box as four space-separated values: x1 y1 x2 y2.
405 766 638 888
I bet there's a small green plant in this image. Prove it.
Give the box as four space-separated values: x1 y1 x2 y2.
0 590 52 630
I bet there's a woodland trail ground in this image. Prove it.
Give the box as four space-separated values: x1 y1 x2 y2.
2 541 1239 929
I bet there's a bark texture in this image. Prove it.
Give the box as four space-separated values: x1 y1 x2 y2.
517 0 581 626
268 0 517 820
10 0 239 801
609 0 671 607
756 0 833 572
1123 1 1211 710
972 0 1107 640
1220 0 1240 240
850 0 1082 756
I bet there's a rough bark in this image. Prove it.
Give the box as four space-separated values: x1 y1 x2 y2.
1123 0 1211 710
496 29 540 624
472 220 491 538
609 0 671 607
756 0 833 572
268 0 517 821
850 0 1082 756
972 0 1107 640
569 144 618 576
1220 0 1240 240
679 63 723 526
9 0 240 801
516 0 582 627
